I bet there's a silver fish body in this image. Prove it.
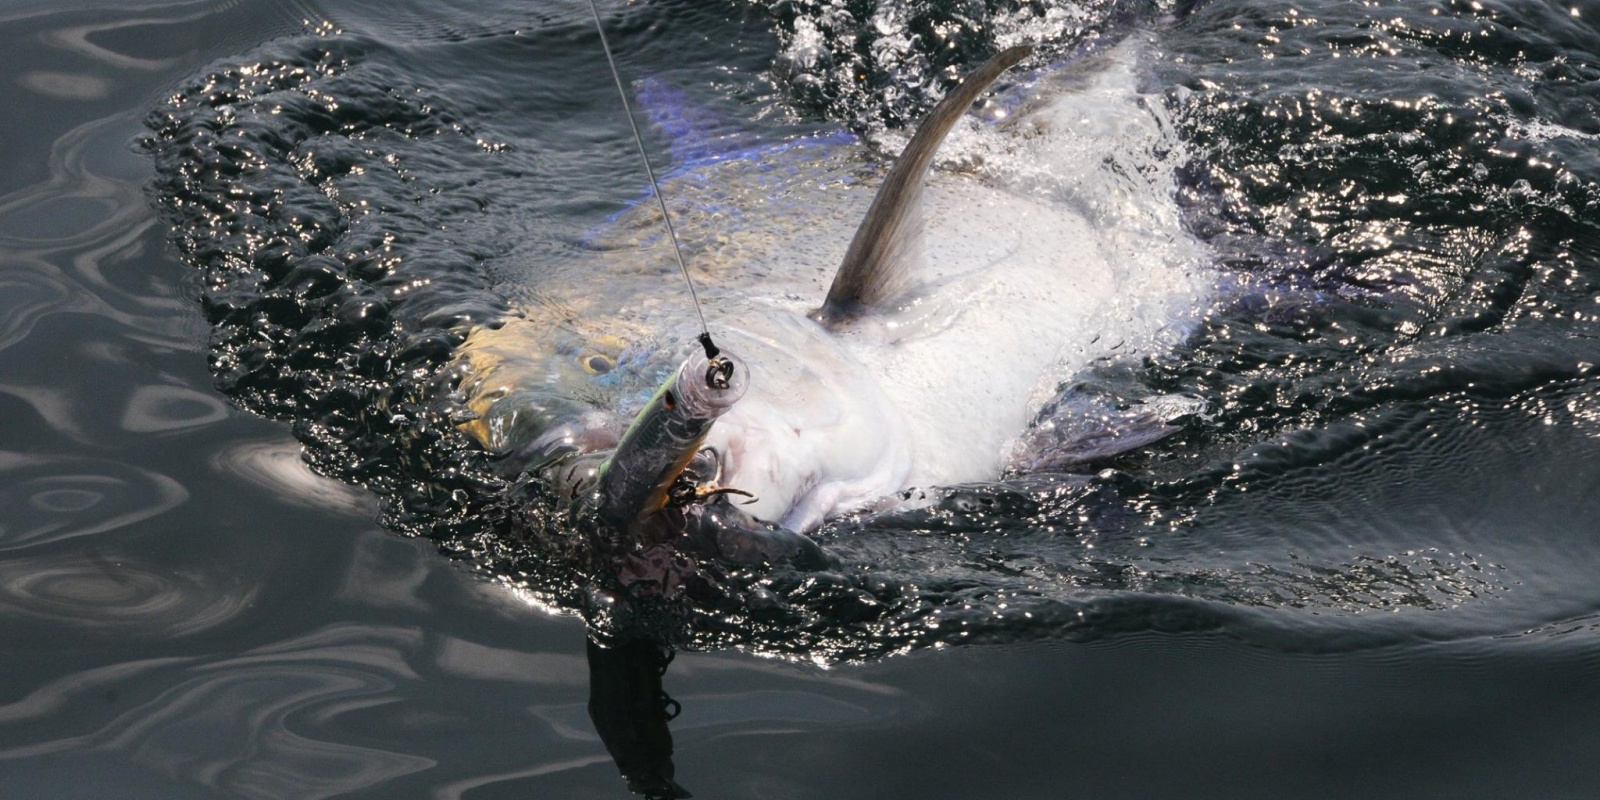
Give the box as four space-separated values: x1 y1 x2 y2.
457 40 1210 548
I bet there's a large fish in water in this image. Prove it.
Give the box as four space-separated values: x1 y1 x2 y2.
454 42 1208 556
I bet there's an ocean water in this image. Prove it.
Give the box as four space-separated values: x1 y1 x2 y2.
4 0 1600 797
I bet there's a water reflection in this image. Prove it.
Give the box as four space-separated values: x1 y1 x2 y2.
0 454 187 549
0 624 434 797
586 636 690 799
581 624 906 798
120 384 229 433
211 439 377 518
0 551 257 636
17 70 115 101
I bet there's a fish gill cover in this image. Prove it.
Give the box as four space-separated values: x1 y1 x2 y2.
142 0 1600 662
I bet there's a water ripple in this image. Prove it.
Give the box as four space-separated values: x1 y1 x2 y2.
120 384 231 433
0 385 92 444
333 532 435 612
0 270 76 354
0 109 200 353
0 625 435 799
0 551 256 636
210 439 378 517
0 657 195 726
433 636 586 685
0 452 187 549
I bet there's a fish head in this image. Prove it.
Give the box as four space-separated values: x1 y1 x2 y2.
455 311 694 470
461 318 838 565
459 303 897 546
589 338 839 569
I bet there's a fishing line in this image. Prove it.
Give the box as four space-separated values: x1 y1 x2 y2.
585 0 720 360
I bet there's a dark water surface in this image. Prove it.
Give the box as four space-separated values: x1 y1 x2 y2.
5 0 1600 797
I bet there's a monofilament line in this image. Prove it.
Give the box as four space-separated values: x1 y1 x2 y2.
585 0 714 351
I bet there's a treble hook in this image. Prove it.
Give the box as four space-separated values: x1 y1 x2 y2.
666 476 758 509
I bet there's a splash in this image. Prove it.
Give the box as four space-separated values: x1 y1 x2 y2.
142 0 1600 662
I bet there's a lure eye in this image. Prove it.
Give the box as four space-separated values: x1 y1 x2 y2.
581 354 615 375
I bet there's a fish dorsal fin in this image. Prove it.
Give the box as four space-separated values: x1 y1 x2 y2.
815 44 1033 327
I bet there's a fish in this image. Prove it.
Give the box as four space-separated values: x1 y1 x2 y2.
453 40 1209 557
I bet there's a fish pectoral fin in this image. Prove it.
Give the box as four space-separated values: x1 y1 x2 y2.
1006 393 1209 473
815 44 1033 329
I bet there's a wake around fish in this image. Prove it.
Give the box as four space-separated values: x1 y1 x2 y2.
454 37 1212 551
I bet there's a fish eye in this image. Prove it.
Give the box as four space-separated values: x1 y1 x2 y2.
581 354 615 375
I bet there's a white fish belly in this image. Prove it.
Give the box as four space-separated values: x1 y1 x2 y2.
845 181 1117 489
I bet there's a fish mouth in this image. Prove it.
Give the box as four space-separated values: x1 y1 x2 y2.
645 446 834 570
529 421 830 570
516 348 829 569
